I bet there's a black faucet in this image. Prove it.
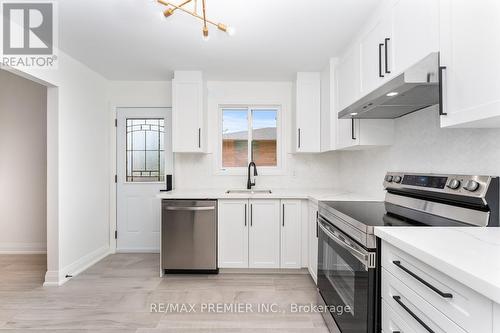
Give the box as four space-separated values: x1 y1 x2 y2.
247 162 258 190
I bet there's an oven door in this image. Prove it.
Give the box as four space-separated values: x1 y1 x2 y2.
317 216 377 333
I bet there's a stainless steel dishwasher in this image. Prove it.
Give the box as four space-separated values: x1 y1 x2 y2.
161 200 218 274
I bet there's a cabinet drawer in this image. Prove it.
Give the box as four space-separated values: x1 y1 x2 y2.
382 299 417 333
382 268 467 333
382 241 492 333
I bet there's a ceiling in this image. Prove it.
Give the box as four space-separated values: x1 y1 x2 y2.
57 0 379 81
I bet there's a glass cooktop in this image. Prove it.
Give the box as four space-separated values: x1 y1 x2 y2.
320 200 461 228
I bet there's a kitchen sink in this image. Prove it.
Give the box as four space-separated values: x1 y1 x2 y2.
226 189 272 194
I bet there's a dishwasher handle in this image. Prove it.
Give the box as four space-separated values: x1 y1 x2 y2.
164 206 215 211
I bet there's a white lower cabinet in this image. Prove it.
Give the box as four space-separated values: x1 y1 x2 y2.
248 200 281 268
381 240 494 333
280 200 302 269
218 200 248 268
219 199 303 269
308 201 318 283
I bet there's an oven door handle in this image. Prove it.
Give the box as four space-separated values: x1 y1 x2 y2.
318 219 372 268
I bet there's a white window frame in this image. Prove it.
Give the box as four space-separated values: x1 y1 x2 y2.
216 105 284 176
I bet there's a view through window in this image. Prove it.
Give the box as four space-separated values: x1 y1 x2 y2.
222 108 278 169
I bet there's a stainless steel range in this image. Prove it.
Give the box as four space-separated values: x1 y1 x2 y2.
316 172 499 333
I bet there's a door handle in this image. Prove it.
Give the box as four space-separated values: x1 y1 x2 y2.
379 43 385 77
384 38 391 74
351 119 356 140
393 261 453 298
165 206 215 211
438 66 447 116
244 204 247 226
393 296 435 333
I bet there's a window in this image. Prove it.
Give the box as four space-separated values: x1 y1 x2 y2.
126 119 165 182
221 107 279 171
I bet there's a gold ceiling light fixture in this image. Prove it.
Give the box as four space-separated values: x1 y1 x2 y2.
157 0 235 40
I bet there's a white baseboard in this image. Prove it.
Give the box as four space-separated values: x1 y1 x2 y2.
219 268 309 274
43 245 111 287
0 242 47 254
43 271 59 287
116 248 160 253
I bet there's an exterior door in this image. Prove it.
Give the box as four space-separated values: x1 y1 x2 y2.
116 107 172 252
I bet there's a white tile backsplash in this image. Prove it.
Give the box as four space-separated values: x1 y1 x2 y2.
339 105 500 197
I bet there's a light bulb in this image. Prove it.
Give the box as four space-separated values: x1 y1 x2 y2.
202 27 210 41
226 26 236 36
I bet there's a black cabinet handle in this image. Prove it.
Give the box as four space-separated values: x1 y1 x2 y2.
384 38 391 74
198 128 201 148
379 43 385 78
393 296 435 333
244 204 247 226
250 204 253 227
282 204 285 227
393 261 453 298
298 128 301 148
438 66 447 116
351 119 356 140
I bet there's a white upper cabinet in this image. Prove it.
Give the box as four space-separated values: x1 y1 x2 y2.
391 0 439 74
360 13 393 95
439 0 500 128
337 46 361 112
172 71 205 153
295 72 321 153
359 0 439 96
280 200 302 269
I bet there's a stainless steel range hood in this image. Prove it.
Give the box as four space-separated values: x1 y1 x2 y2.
338 52 442 119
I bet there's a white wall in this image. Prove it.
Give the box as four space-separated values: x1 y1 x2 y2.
338 106 500 198
0 69 47 253
3 51 111 285
174 81 340 189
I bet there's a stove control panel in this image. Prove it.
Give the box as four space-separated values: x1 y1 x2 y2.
383 172 495 198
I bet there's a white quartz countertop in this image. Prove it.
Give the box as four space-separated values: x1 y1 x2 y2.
375 227 500 304
156 188 382 203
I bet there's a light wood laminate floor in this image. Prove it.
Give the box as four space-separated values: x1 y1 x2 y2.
0 254 329 332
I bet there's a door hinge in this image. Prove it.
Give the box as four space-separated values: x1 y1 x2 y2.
114 175 117 183
114 230 118 239
114 119 117 127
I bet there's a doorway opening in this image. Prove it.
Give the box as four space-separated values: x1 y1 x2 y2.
0 69 48 288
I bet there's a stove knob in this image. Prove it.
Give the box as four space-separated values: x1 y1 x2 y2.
394 176 402 183
385 175 393 182
464 180 480 192
447 179 461 190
